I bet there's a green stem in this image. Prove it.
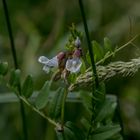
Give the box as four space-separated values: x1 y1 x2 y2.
2 0 18 69
116 97 126 140
96 34 139 65
78 0 99 139
2 0 28 139
78 0 99 88
61 88 68 127
19 96 58 127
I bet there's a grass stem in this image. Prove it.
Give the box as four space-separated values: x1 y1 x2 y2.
78 0 99 88
2 0 28 139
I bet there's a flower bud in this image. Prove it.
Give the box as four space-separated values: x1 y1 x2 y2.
75 37 81 48
57 52 66 61
73 48 82 58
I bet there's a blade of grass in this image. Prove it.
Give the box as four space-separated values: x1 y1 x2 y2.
78 0 99 89
2 0 28 139
78 0 99 139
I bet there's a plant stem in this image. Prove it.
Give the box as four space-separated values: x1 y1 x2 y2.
2 0 28 139
61 87 68 128
78 0 99 139
117 97 126 140
19 96 58 127
78 0 99 88
2 0 18 69
96 34 139 65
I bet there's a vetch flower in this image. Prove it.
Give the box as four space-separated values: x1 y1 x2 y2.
38 37 82 75
66 58 82 73
38 52 66 73
66 48 82 73
38 56 58 73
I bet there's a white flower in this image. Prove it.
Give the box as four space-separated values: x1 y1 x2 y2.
38 56 58 73
66 57 82 73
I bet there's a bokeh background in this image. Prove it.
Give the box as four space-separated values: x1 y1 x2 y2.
0 0 140 139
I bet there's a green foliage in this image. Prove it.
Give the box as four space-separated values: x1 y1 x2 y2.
48 88 64 120
0 0 140 139
94 98 117 123
22 75 33 98
67 73 77 83
0 30 125 140
91 124 121 140
0 62 8 76
56 125 75 140
86 37 116 64
65 121 85 140
104 37 112 52
65 23 83 51
8 69 21 93
35 81 50 109
56 121 85 140
92 41 104 62
80 82 122 140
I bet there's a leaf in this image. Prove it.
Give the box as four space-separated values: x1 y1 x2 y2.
56 125 76 140
0 62 8 76
86 51 91 64
80 59 87 74
80 91 93 114
91 124 121 140
0 75 3 84
107 133 123 140
8 69 21 93
93 82 106 103
95 98 117 123
48 88 64 119
56 121 85 140
65 121 85 140
80 117 91 131
92 41 104 62
35 81 50 109
104 37 112 52
22 75 33 98
55 130 65 140
68 73 77 84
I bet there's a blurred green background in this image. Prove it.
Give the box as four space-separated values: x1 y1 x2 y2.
0 0 140 139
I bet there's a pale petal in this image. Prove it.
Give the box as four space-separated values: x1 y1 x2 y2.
38 56 58 73
43 65 50 73
66 58 82 73
38 56 58 67
38 56 49 64
47 56 58 67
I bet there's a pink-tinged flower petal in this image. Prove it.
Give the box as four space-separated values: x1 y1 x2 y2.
73 49 82 57
66 58 82 73
57 52 65 61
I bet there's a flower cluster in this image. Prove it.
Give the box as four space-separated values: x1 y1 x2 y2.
38 37 82 78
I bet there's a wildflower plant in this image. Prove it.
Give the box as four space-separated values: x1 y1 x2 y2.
0 24 126 140
38 25 83 85
1 0 140 140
